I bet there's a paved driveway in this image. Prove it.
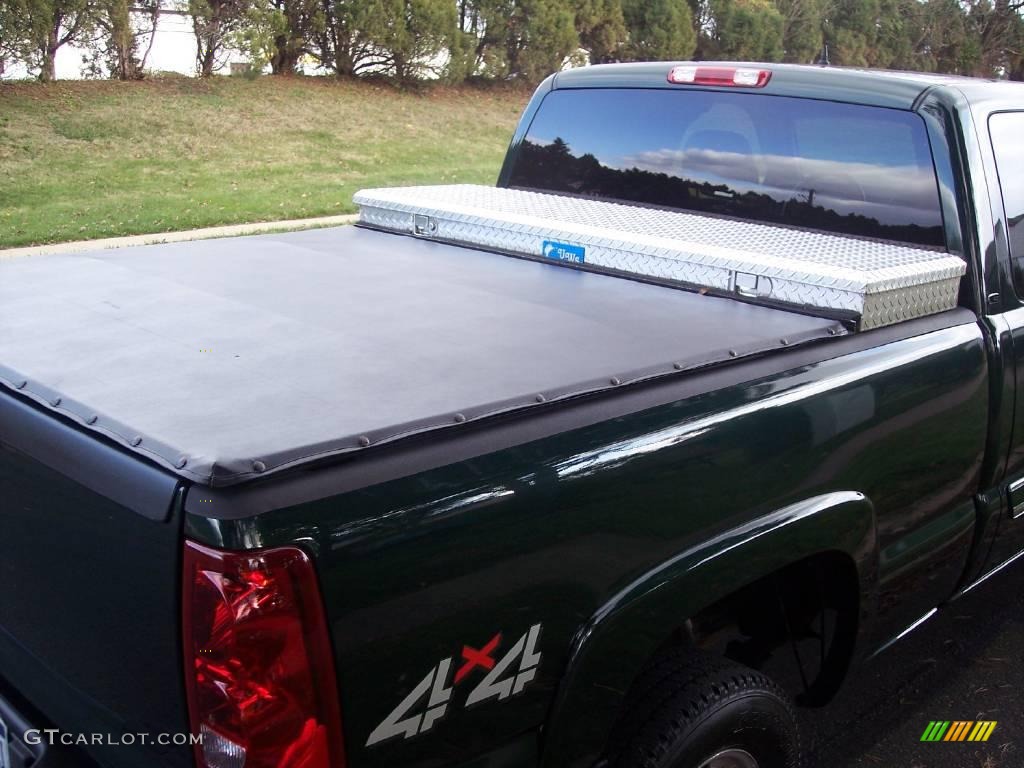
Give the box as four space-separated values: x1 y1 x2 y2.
805 560 1023 767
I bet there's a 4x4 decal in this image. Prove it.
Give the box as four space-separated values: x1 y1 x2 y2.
366 623 543 747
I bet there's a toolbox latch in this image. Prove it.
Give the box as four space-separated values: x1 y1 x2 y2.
733 271 774 299
413 214 438 237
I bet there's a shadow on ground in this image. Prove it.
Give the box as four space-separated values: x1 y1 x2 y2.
804 561 1023 768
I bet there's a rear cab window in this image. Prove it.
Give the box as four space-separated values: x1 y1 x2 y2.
505 88 946 248
988 112 1024 294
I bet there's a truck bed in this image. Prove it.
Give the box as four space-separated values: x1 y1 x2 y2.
0 225 843 486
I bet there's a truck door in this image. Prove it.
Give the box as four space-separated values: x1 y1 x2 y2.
981 109 1024 570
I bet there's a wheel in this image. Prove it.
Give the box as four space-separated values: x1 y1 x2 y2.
607 650 800 768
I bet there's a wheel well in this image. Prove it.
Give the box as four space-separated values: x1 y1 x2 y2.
657 551 860 707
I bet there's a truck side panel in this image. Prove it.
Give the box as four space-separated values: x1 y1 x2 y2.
188 313 987 768
0 393 190 768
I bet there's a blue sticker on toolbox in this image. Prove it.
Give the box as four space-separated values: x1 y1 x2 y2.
542 241 586 264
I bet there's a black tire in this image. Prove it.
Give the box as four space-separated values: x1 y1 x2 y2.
607 650 800 768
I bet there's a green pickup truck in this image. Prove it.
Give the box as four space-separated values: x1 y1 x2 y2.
1 62 1023 768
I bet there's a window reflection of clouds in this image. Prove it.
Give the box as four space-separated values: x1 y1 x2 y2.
616 148 939 227
515 88 944 245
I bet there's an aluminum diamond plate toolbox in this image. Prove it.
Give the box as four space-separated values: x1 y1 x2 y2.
354 184 967 330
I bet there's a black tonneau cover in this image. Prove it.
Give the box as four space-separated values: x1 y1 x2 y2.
0 226 842 486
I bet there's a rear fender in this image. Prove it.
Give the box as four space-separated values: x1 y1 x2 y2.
539 491 877 768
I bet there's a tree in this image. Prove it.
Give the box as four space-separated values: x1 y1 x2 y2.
1010 8 1024 79
228 0 286 71
620 0 696 60
774 0 825 63
885 0 977 73
0 0 93 80
189 0 252 76
510 0 579 80
43 0 93 80
444 21 478 81
268 0 321 73
229 0 323 74
454 0 501 76
86 0 161 79
100 0 140 77
824 0 880 66
695 0 784 60
574 0 626 63
869 0 915 68
457 0 579 82
370 0 457 80
0 0 35 69
963 0 1024 77
313 0 387 76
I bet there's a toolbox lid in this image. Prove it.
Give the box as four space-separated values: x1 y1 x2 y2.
355 185 966 330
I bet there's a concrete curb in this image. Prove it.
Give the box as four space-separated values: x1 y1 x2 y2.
0 214 360 260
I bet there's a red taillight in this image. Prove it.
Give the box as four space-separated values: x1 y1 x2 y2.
667 66 772 88
183 540 345 768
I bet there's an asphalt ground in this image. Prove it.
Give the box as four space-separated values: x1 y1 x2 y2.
803 559 1023 768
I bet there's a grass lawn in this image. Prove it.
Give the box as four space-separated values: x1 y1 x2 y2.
0 76 530 248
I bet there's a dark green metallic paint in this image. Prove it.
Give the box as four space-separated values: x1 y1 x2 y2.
547 62 950 109
959 85 1024 569
187 318 987 768
541 491 875 767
